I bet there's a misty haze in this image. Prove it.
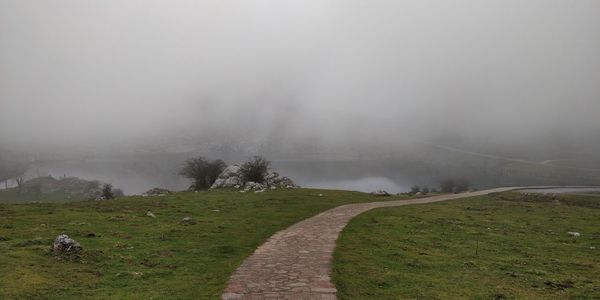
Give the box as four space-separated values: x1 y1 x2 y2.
1 1 599 299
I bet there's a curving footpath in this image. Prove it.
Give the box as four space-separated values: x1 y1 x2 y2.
222 187 521 300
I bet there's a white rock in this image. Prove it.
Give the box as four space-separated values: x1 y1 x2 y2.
52 234 82 255
211 178 226 189
211 164 243 189
567 231 581 237
224 177 241 186
146 211 156 218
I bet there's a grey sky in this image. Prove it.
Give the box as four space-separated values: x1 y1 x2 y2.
1 1 599 152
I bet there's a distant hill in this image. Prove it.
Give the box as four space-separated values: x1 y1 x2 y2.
0 176 122 203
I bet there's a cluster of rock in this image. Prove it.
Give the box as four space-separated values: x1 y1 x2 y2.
52 234 82 255
264 172 297 189
210 164 299 191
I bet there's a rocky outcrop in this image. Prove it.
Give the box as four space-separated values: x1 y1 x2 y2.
264 172 298 189
52 234 82 255
211 165 243 189
211 164 299 190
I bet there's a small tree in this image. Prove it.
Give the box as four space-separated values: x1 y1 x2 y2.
101 183 114 200
410 185 421 194
240 156 270 183
179 157 226 190
421 186 429 194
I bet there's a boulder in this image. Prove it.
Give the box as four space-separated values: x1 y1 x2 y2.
221 164 242 178
265 172 280 186
52 234 82 255
211 165 243 189
224 177 242 187
211 178 226 189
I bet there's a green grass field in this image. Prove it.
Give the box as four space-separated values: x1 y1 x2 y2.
0 189 406 299
3 189 599 299
333 192 600 299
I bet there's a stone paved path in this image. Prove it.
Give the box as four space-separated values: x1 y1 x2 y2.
222 187 519 300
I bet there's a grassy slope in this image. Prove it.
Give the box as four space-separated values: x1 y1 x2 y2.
0 188 403 299
333 192 600 299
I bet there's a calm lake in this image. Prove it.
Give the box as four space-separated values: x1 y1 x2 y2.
22 157 416 194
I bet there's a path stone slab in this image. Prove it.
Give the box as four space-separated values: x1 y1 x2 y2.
222 188 518 299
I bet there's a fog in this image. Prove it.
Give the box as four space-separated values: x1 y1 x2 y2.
1 1 600 193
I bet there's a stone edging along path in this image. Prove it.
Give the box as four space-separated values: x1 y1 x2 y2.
221 187 525 300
